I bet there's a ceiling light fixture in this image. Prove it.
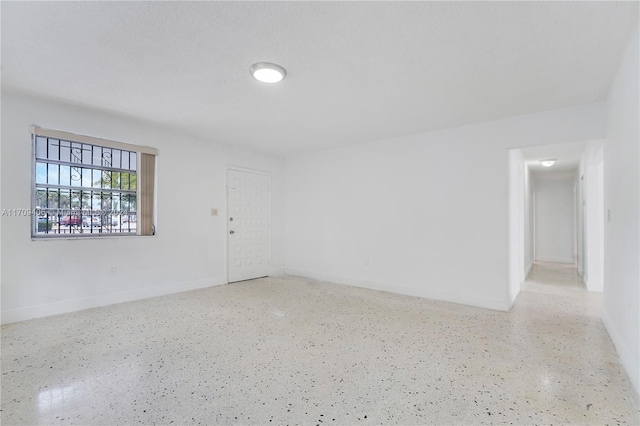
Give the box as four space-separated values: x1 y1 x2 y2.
250 62 287 84
540 159 557 168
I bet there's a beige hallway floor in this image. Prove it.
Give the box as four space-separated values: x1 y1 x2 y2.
2 263 638 425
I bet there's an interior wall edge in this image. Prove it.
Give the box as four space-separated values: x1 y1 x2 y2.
525 260 534 277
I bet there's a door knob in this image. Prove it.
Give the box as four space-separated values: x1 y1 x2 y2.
229 230 235 234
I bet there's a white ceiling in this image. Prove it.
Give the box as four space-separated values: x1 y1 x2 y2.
1 2 638 155
521 140 589 177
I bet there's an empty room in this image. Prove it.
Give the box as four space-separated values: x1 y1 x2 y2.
1 2 639 425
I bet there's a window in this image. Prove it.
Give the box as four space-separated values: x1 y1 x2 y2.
31 126 157 238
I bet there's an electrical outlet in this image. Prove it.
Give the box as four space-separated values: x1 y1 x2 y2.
110 266 117 275
211 208 218 216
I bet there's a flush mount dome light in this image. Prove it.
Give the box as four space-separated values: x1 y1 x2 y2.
540 159 557 168
250 62 287 83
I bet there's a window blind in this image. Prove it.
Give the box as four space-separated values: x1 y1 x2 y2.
138 153 156 236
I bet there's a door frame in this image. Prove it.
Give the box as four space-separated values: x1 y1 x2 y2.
225 165 272 284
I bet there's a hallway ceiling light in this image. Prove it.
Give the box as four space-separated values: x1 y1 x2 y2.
250 62 286 84
540 159 557 167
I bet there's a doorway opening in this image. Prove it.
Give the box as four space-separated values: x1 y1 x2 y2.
508 140 604 307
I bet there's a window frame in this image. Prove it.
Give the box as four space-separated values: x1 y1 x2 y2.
30 126 157 239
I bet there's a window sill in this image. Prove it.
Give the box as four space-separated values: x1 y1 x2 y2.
31 234 155 241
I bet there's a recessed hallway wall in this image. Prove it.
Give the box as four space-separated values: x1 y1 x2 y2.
534 176 576 264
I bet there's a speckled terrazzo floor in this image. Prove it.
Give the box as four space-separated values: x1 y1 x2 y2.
2 263 638 425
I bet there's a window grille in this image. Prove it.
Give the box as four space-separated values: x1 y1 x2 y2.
31 126 156 238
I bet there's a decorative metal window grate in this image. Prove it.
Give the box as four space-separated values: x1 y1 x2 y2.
33 135 138 236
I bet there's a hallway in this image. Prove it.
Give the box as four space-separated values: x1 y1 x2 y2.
1 264 639 425
514 262 638 422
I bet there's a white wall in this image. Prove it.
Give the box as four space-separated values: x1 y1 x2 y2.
284 102 606 311
508 149 531 305
577 166 585 276
0 90 285 323
524 164 534 274
578 140 605 292
602 28 640 396
534 176 576 264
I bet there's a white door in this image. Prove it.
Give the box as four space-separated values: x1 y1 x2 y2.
227 168 270 283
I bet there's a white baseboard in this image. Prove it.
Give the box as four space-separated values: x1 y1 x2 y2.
284 268 510 311
270 268 286 276
526 261 534 276
1 276 226 325
535 257 575 264
508 285 520 310
602 308 640 397
505 260 534 310
583 275 604 293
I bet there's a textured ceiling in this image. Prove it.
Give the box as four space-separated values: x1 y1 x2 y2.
1 2 638 155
